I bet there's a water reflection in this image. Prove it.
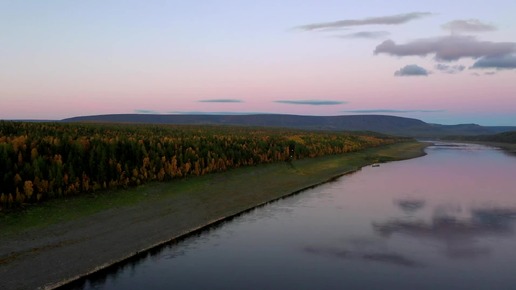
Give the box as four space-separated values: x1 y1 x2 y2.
395 198 426 213
430 142 500 151
303 245 424 268
73 142 516 290
472 207 516 227
373 205 516 259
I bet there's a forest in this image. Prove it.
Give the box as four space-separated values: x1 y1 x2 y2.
443 131 516 144
0 121 409 208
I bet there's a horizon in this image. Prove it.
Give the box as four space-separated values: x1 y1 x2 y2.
1 1 516 126
3 113 516 127
5 112 514 127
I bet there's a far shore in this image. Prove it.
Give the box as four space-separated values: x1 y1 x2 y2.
0 141 428 290
464 141 516 154
437 139 516 154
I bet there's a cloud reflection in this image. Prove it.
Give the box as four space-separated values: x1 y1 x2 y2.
395 198 426 213
373 205 516 259
303 245 424 268
362 253 421 267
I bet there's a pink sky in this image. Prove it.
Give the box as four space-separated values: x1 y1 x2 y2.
1 1 516 125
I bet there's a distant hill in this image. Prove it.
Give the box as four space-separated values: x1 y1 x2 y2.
62 114 516 138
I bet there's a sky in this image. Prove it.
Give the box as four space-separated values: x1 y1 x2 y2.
1 0 516 125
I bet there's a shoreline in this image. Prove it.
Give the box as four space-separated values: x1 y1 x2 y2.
58 167 362 289
452 140 516 154
0 142 428 290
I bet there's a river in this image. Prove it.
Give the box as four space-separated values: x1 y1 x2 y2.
74 142 516 290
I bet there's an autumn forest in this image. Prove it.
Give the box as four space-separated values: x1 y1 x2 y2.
0 121 408 209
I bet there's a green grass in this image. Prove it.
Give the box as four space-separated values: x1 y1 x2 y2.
0 141 428 237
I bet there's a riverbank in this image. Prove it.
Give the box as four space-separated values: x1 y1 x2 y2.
464 141 516 154
437 139 516 155
0 141 428 290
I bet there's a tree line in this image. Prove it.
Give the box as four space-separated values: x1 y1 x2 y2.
0 121 408 208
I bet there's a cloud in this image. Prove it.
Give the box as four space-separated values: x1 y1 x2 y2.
134 109 160 114
337 31 390 39
198 99 243 103
442 19 496 33
394 64 429 76
471 54 516 69
342 109 444 113
296 12 432 31
275 100 346 105
435 63 466 74
374 35 516 61
472 71 498 76
168 111 260 115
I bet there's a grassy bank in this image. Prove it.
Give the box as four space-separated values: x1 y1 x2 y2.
0 141 427 290
1 141 427 237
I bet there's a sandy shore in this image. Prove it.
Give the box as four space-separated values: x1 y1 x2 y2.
0 142 427 290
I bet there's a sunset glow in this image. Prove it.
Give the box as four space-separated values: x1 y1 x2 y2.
1 1 515 125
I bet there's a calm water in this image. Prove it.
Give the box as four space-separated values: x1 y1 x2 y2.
77 143 516 290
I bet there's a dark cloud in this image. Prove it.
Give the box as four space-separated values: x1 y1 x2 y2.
394 64 429 76
275 100 346 105
471 54 516 69
442 19 496 33
198 99 243 103
435 63 466 74
134 109 160 114
337 31 390 39
342 109 444 113
374 35 516 61
296 12 432 31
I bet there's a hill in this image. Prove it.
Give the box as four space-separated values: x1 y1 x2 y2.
62 114 516 137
